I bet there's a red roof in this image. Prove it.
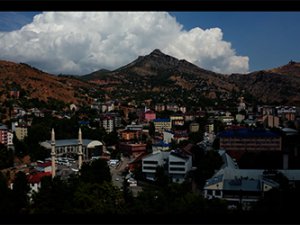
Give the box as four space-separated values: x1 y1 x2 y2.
37 162 52 168
27 172 52 184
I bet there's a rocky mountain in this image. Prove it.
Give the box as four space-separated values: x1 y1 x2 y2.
83 50 300 106
82 49 238 104
0 60 94 105
1 50 300 108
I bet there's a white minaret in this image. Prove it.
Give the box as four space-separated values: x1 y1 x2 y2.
78 128 83 170
51 128 56 178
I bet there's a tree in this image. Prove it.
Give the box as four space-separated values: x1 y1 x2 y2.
13 132 29 157
0 172 14 214
12 171 30 213
103 130 119 146
72 181 124 215
80 159 112 184
0 144 14 169
148 121 155 137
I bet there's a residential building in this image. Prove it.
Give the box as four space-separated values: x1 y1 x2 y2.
120 129 141 141
184 113 196 122
142 150 192 183
205 123 214 133
155 103 165 112
204 151 300 209
0 124 8 145
170 115 184 126
100 115 114 133
168 150 192 183
152 141 170 153
15 125 28 141
163 130 174 143
166 103 179 112
119 143 147 158
144 110 156 122
153 118 172 133
7 131 13 147
189 122 200 133
142 151 169 181
173 130 189 143
219 128 282 153
263 114 280 128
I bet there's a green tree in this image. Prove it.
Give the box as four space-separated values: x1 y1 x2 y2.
80 159 111 184
72 182 124 214
30 176 74 214
12 171 30 213
103 130 119 146
0 172 14 214
148 121 155 137
13 133 29 157
0 144 14 169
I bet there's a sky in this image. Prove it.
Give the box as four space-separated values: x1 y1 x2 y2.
0 11 299 75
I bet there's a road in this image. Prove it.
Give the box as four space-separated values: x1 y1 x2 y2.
109 157 143 196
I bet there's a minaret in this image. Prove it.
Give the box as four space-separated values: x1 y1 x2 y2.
51 128 56 178
78 128 83 170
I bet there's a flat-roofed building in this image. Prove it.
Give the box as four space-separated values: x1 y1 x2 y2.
219 128 282 152
0 124 8 145
153 118 171 133
142 150 192 183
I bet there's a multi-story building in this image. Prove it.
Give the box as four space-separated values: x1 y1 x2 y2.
166 103 179 112
119 143 147 158
100 113 122 133
0 124 8 145
100 115 114 133
204 151 300 209
15 125 28 141
7 131 14 148
152 141 170 153
168 151 192 183
144 110 156 122
142 150 192 183
170 115 184 126
153 118 172 133
163 130 174 143
155 103 165 112
120 129 141 141
189 122 199 133
263 114 280 128
219 128 282 157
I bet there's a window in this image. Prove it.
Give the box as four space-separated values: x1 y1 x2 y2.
170 161 185 165
143 160 158 165
169 167 185 171
207 190 213 195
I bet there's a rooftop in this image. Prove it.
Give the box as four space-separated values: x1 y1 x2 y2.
219 128 280 138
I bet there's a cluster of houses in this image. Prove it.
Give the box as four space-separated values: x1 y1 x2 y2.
2 93 300 209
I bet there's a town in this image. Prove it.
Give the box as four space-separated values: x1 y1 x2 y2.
1 84 300 222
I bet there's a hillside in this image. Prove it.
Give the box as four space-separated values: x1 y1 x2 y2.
1 50 300 108
0 60 94 105
228 61 300 105
82 49 238 105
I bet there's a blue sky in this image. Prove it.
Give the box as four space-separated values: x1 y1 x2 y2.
0 11 299 75
170 12 300 71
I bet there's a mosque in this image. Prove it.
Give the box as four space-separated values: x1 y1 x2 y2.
40 128 104 178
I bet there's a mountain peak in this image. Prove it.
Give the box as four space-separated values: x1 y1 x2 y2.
150 49 164 56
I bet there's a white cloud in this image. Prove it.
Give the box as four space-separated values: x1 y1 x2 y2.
0 12 249 75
